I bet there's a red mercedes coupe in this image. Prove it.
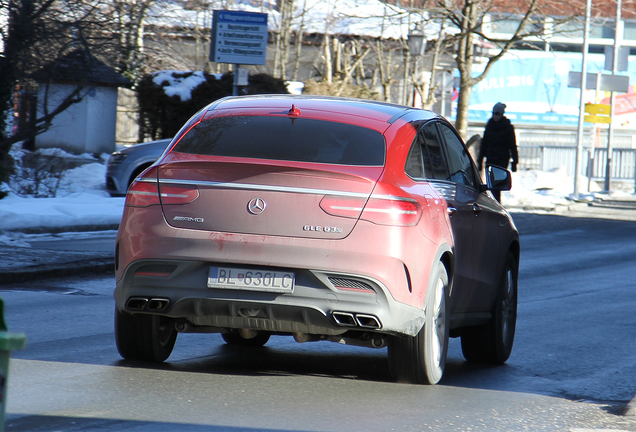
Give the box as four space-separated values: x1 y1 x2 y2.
114 95 520 385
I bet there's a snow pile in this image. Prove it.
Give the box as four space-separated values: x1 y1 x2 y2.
152 71 222 102
0 145 125 232
0 193 125 232
502 167 597 209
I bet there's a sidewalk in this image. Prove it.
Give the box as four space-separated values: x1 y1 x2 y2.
509 194 636 222
0 233 115 284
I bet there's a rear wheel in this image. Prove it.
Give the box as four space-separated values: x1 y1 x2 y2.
388 262 449 384
115 308 177 362
222 331 270 347
461 252 518 363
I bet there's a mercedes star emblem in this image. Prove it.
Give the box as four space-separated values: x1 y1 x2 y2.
247 197 267 215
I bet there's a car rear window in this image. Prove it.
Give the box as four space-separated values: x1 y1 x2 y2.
172 115 386 166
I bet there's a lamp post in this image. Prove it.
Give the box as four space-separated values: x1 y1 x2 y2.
408 27 426 57
574 0 592 198
407 27 426 107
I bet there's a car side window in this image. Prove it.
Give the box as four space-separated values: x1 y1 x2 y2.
437 123 478 189
405 136 425 179
421 123 450 181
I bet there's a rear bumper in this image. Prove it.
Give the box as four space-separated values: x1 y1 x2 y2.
114 259 426 337
114 205 452 337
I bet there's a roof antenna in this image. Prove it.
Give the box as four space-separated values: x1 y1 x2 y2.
288 104 301 117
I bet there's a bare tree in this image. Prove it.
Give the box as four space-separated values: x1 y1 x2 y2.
374 38 402 102
111 0 157 84
273 0 294 79
0 0 116 153
291 0 308 81
432 0 585 138
414 16 452 110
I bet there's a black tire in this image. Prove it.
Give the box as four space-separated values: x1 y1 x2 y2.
222 331 270 347
388 262 450 385
461 251 518 364
115 308 177 362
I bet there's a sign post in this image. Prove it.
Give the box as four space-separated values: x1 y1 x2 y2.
210 10 268 96
568 67 630 196
574 0 592 198
606 0 623 192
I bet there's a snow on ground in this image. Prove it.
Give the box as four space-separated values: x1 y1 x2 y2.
504 166 597 209
0 147 625 245
0 151 125 241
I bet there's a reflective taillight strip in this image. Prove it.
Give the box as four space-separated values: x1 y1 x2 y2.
361 207 419 215
321 194 421 226
161 192 191 198
329 205 364 212
128 191 157 197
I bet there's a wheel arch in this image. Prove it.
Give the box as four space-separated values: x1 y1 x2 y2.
439 249 454 289
435 244 454 298
128 162 155 187
508 240 520 270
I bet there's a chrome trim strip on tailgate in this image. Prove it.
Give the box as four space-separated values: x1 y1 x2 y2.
142 178 417 202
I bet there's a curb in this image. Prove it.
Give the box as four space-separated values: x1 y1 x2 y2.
2 224 120 235
506 201 636 222
0 258 114 285
626 395 636 416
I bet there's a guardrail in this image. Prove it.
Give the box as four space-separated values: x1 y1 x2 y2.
518 145 636 186
466 125 636 189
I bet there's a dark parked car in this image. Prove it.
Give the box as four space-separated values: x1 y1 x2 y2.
114 95 520 385
105 139 172 196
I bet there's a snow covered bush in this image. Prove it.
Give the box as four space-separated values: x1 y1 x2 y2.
2 144 105 199
137 71 289 141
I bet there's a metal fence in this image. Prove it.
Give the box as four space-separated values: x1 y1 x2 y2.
518 145 636 180
467 126 636 149
468 126 636 189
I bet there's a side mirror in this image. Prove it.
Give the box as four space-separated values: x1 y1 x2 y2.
486 165 512 191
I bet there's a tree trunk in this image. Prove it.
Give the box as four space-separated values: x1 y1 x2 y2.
454 76 473 140
324 35 333 83
292 0 307 81
453 0 477 139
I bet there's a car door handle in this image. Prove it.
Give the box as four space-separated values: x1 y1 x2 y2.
472 204 482 214
447 206 457 217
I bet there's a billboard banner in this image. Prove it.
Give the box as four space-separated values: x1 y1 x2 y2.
463 51 636 127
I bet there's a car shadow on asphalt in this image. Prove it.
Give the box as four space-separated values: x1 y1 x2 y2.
114 336 515 389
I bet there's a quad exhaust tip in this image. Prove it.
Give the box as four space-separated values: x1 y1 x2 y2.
355 314 382 329
126 297 170 312
332 311 381 329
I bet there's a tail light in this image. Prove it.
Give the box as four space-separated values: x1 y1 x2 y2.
319 196 366 219
320 195 422 226
360 197 422 226
126 179 199 207
126 180 162 207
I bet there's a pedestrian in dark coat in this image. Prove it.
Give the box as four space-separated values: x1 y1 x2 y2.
478 102 518 202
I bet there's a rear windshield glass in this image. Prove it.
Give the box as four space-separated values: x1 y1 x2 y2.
172 115 385 166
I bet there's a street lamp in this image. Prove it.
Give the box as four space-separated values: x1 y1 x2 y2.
407 26 427 107
407 27 426 57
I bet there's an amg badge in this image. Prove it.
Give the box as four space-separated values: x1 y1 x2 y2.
173 216 204 223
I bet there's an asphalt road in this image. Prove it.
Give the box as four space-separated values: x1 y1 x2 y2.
1 212 636 431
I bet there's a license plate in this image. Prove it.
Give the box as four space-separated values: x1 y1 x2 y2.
207 267 295 293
